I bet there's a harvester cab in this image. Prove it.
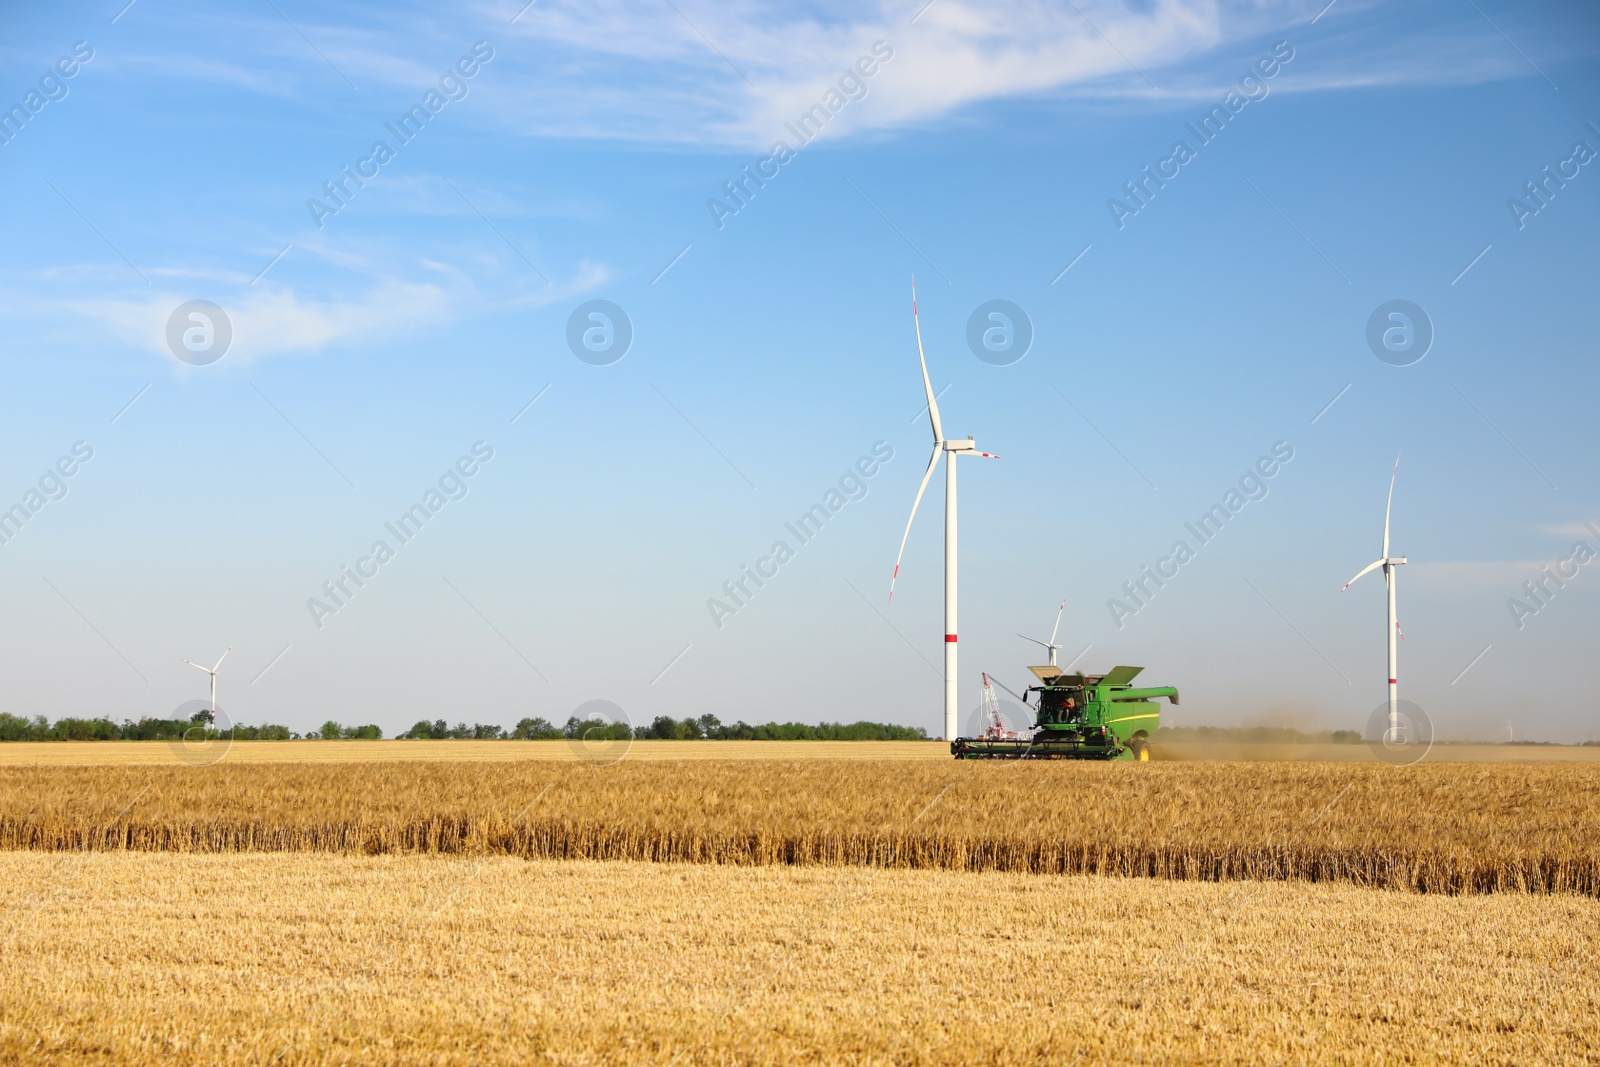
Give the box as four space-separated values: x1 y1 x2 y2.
951 665 1178 760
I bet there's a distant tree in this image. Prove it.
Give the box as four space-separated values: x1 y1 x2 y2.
565 715 629 741
319 720 342 740
512 717 560 740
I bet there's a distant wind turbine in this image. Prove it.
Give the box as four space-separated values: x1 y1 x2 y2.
183 646 234 718
889 278 998 743
1343 456 1406 743
1019 599 1067 666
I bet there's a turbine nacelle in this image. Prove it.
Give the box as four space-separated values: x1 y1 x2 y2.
183 645 234 713
1018 599 1067 667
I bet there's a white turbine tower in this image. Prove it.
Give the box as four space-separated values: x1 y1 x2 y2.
1019 599 1066 667
1343 456 1406 743
183 646 234 719
889 279 997 742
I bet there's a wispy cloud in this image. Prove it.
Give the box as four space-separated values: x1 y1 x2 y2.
1541 521 1600 539
1407 560 1553 590
93 0 1593 150
7 259 608 364
80 281 454 362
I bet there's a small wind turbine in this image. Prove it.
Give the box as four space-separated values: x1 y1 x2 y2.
889 279 998 742
1019 599 1067 666
183 646 234 719
1343 455 1406 744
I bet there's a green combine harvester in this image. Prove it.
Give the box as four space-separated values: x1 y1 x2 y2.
951 665 1179 760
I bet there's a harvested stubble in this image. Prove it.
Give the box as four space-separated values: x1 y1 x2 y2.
3 853 1598 1066
1 760 1596 895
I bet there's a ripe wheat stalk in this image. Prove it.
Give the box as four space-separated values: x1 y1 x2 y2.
0 761 1594 895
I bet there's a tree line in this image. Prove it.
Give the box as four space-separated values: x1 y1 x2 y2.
396 713 930 741
0 712 928 743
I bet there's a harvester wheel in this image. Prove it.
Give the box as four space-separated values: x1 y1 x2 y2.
1129 738 1150 761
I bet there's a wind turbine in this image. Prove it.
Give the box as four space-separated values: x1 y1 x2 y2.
183 646 233 719
889 279 997 742
1343 456 1406 744
1019 599 1066 666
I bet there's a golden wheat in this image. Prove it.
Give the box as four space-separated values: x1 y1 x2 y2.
0 739 948 766
1 760 1596 894
2 738 1596 767
0 853 1596 1066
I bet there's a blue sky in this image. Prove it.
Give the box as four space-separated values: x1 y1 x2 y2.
0 0 1596 740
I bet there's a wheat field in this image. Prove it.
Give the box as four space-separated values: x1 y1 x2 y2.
2 759 1596 895
1 852 1595 1066
1 739 1596 766
0 740 945 766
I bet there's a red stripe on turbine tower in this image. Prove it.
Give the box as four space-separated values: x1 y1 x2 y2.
945 634 958 642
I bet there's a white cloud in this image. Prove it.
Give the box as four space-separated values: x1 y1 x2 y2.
1406 560 1544 589
476 0 1248 146
67 281 453 364
96 0 1595 148
1406 556 1600 591
1542 520 1600 539
467 0 1586 146
42 260 609 365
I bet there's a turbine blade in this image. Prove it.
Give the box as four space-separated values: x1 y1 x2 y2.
1049 599 1065 645
183 660 209 672
212 645 233 672
889 445 942 602
911 277 943 443
1383 453 1399 559
1343 559 1385 590
1017 634 1049 648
